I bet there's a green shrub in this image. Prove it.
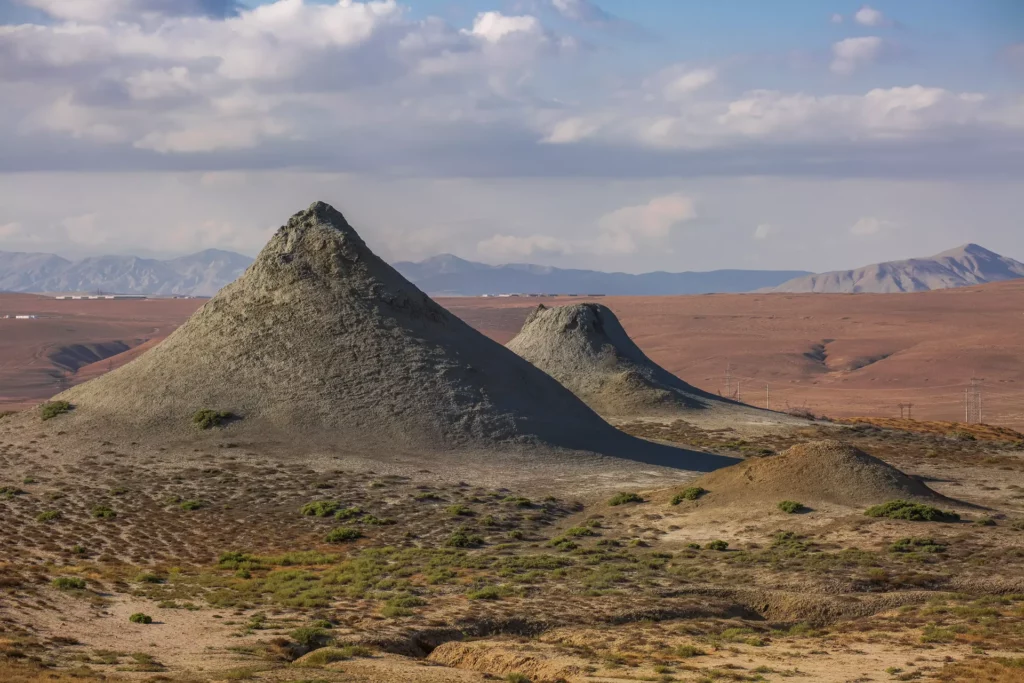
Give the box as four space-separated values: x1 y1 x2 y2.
334 506 363 520
92 505 117 519
192 409 235 430
505 675 532 683
0 486 25 498
129 613 153 624
40 401 72 421
0 411 15 419
507 530 525 540
446 529 484 548
467 586 502 600
52 577 86 590
865 500 960 522
301 501 340 517
974 517 996 527
671 487 706 505
503 496 533 507
447 504 473 516
36 510 62 522
564 526 598 537
361 515 396 526
290 627 332 649
136 573 164 584
889 537 946 554
608 492 644 506
325 527 362 543
676 644 706 658
179 500 203 511
705 540 729 551
777 500 805 514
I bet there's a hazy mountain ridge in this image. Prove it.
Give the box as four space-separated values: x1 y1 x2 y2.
768 244 1024 294
0 249 254 296
393 254 811 296
3 243 1018 297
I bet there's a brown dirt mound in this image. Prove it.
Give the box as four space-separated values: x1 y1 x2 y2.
689 439 947 508
47 202 732 470
506 302 799 426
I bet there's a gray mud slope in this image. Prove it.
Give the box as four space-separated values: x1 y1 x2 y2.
54 202 732 470
507 303 799 424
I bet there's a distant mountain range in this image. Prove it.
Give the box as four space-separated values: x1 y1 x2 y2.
392 254 810 296
0 249 253 296
766 244 1024 294
1 243 1020 297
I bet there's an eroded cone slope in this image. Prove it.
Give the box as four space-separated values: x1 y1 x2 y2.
57 202 659 453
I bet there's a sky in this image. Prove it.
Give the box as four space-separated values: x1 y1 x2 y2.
0 0 1021 273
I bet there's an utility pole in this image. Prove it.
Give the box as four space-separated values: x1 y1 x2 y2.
766 383 770 411
724 363 732 399
965 378 982 424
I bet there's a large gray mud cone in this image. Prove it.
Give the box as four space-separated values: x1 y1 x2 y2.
56 202 733 463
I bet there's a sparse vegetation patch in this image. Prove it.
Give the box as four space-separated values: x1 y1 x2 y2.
192 409 236 430
671 487 706 504
865 500 960 522
608 492 644 506
40 401 72 420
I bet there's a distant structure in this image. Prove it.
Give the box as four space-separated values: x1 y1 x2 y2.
1 314 38 319
53 294 148 300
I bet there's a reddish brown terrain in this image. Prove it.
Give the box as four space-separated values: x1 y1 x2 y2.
0 294 200 410
2 281 1023 428
438 281 1024 429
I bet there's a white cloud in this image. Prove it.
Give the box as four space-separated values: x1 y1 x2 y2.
854 5 886 27
831 13 844 24
831 36 884 75
754 224 774 240
466 12 544 43
849 216 895 236
596 194 696 254
477 233 572 260
542 117 602 144
662 67 718 100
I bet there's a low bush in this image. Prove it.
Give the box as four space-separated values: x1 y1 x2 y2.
40 401 72 421
889 537 946 554
446 529 484 548
706 540 729 551
865 500 960 522
325 527 362 543
179 500 203 511
92 505 117 519
676 644 706 658
129 613 153 625
36 510 62 522
301 501 340 517
564 526 598 537
52 577 86 590
192 409 235 430
334 506 363 520
671 487 706 505
290 627 332 649
467 586 502 600
777 500 805 514
505 675 532 683
608 492 644 506
447 504 473 516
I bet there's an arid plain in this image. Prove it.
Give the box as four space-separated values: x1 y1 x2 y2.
4 281 1023 428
